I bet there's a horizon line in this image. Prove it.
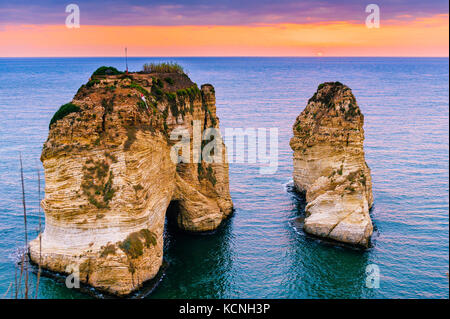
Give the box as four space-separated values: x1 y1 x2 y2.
1 55 449 58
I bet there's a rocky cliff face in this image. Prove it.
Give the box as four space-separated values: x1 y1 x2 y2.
29 69 233 296
290 82 374 247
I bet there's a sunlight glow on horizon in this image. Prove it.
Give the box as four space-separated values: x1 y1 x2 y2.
0 14 448 57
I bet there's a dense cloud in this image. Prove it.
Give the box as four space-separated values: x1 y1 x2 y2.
0 0 448 25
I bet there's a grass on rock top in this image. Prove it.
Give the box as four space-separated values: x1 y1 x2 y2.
92 66 123 76
142 62 185 74
49 102 80 128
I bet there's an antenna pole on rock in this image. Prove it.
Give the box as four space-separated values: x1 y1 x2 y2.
125 47 128 74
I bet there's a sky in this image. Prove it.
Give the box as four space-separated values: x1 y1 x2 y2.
0 0 448 57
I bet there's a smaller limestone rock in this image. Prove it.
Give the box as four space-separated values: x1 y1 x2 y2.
290 82 374 247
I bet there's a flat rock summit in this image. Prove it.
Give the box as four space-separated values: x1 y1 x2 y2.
29 67 233 296
290 82 374 247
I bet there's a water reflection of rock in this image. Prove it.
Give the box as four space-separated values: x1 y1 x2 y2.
286 183 376 299
149 210 234 298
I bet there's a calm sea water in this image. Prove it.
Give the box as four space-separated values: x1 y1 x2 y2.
0 57 448 299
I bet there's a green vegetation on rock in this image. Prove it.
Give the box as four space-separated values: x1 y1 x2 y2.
198 162 217 186
100 243 117 258
119 229 157 259
49 102 81 128
139 229 157 247
206 165 217 186
81 158 116 209
153 77 164 88
92 66 123 76
142 62 185 74
151 84 164 101
164 77 174 85
137 100 147 111
166 92 179 117
85 78 100 88
124 126 137 151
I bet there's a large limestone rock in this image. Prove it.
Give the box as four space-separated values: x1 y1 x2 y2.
290 82 374 247
29 69 233 295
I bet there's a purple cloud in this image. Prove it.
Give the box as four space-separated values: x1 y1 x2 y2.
0 0 448 26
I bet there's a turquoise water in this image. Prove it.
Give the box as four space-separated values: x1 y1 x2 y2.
0 57 448 299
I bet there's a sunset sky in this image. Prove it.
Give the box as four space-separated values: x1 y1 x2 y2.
0 0 448 57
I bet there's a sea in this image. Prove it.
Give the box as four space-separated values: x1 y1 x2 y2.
0 57 448 299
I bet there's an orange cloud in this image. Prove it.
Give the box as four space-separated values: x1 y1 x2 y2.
0 14 448 57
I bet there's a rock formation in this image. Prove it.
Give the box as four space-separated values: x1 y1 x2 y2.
290 82 374 247
29 67 233 296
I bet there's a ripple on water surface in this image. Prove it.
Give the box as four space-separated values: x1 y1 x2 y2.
0 57 448 299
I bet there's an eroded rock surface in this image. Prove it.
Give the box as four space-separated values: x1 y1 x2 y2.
29 70 232 295
290 82 374 247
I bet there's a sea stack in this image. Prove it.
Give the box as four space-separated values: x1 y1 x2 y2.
290 82 374 247
29 67 233 295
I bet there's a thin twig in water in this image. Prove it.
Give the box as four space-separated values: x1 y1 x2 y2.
19 153 29 299
2 283 12 298
35 163 42 299
14 260 18 298
18 252 24 298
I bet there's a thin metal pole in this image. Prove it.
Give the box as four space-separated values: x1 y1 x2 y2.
125 47 128 74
